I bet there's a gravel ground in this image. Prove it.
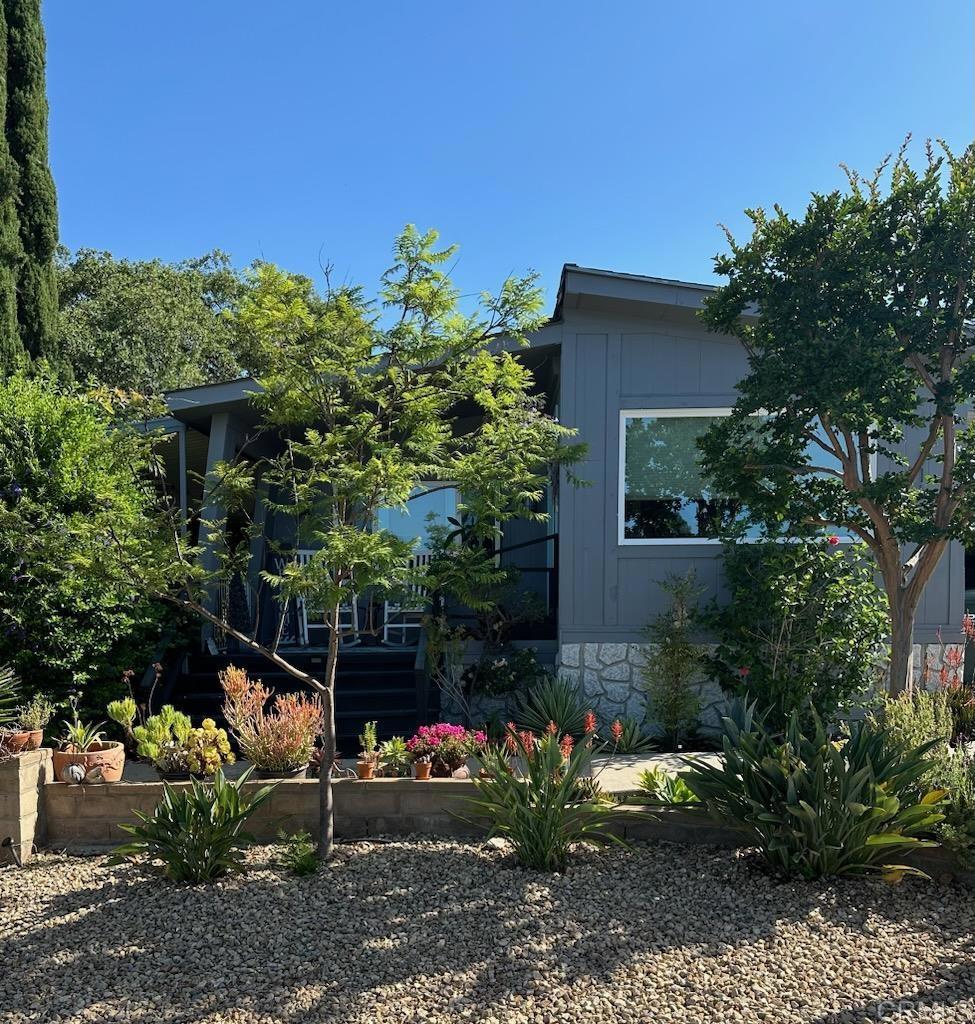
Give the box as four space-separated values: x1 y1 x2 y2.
2 840 974 1024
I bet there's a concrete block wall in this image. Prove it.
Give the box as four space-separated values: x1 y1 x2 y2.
42 777 482 848
0 748 53 864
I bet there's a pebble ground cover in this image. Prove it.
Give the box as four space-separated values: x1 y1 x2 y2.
2 839 974 1023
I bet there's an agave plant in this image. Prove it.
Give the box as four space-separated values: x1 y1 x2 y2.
683 701 946 880
637 766 700 805
512 675 590 737
464 731 632 871
109 767 276 882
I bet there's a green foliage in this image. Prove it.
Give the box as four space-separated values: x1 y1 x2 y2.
109 768 275 883
0 374 167 708
59 701 106 752
15 691 53 730
276 829 319 876
701 539 887 729
641 573 702 750
467 732 630 871
56 248 246 392
132 706 234 776
698 143 975 692
106 696 138 733
462 646 549 698
378 736 411 777
870 688 975 868
0 3 21 373
685 702 945 879
942 681 975 744
3 0 59 366
637 767 700 805
603 717 656 754
512 674 588 738
0 662 19 728
869 690 953 780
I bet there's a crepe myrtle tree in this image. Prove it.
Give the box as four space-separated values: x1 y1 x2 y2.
144 227 584 858
698 140 975 694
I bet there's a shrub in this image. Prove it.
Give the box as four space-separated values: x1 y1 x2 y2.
467 730 630 871
461 647 549 697
0 375 166 710
640 573 702 750
637 767 699 805
512 675 589 738
700 539 888 730
109 767 275 883
220 665 322 772
938 751 975 868
868 690 953 786
685 702 945 879
276 829 319 876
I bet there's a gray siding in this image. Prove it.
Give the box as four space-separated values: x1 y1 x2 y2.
556 306 964 645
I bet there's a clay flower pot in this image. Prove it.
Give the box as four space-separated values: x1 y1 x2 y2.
356 760 375 780
413 761 432 781
53 741 125 784
2 729 41 753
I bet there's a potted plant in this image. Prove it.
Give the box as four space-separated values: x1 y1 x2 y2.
220 665 322 778
52 699 126 783
379 735 411 777
406 723 487 778
16 693 55 750
356 720 379 780
413 753 433 781
128 705 235 780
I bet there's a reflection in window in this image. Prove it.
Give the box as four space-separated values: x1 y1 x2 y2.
622 413 745 541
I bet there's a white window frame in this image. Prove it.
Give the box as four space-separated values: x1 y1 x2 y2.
618 408 732 546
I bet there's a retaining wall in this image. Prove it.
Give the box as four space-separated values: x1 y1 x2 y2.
0 748 53 864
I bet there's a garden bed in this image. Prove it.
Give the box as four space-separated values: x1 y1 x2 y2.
3 839 974 1024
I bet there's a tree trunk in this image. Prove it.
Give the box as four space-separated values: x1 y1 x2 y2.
317 604 341 859
888 593 917 695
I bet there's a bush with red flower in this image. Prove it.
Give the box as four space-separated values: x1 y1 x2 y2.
406 723 487 775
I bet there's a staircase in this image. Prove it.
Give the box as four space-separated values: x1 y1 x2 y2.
167 646 433 754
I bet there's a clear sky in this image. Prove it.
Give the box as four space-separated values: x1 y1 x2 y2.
45 0 974 310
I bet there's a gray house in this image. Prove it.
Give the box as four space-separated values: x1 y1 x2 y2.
158 264 966 735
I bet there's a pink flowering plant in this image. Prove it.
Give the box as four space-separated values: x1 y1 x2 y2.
406 723 487 774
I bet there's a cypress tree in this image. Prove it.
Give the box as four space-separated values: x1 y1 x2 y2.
0 0 23 373
5 0 57 363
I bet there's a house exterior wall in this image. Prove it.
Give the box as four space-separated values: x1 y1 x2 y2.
554 302 965 658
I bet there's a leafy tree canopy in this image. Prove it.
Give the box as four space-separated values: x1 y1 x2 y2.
698 140 975 692
56 247 247 393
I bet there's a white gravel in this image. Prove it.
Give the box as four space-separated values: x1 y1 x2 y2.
2 839 974 1024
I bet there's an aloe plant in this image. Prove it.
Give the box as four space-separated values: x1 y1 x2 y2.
464 732 633 871
683 701 946 879
512 675 589 737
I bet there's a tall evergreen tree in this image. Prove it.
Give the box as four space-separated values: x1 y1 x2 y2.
4 0 57 363
0 0 23 373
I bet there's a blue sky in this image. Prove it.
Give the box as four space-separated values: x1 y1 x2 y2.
46 1 973 309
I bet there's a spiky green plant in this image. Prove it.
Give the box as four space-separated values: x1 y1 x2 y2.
684 701 946 880
109 767 275 882
464 731 633 871
379 735 411 776
276 829 318 876
637 766 700 805
512 675 589 738
0 664 21 729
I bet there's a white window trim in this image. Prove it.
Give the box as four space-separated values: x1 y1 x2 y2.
618 408 732 546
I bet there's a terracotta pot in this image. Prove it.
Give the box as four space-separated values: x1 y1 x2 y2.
413 761 432 781
22 729 43 751
356 760 375 780
52 741 125 784
2 730 31 754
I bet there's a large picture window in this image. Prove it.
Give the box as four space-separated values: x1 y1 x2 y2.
619 409 744 543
